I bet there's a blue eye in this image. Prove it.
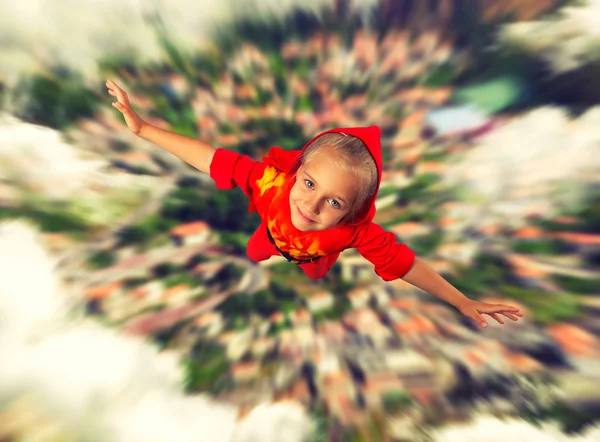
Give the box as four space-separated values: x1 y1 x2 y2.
329 200 341 209
304 179 314 189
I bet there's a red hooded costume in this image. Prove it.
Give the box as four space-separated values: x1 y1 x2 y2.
209 126 416 280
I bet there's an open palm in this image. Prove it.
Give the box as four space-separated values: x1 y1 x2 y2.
105 79 146 135
457 299 524 328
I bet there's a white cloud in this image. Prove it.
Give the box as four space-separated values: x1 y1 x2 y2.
232 402 315 442
0 112 162 228
0 220 312 442
447 107 600 220
500 0 600 73
432 415 600 442
0 0 166 87
0 112 110 198
0 0 377 89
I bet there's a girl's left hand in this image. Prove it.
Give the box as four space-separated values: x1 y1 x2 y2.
456 299 524 328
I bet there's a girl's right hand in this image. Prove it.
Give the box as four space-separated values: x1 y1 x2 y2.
106 79 147 135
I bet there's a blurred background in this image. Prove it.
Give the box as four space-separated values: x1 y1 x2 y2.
1 0 600 440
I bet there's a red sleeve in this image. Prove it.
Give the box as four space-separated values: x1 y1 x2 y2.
209 148 266 212
351 223 416 281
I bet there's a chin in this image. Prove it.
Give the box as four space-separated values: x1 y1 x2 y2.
291 216 316 232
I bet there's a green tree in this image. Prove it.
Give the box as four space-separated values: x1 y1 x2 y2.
88 251 117 269
397 174 442 206
448 253 512 297
270 280 298 302
0 202 92 234
381 390 413 414
123 277 151 289
218 231 250 255
513 239 567 255
15 70 101 130
163 273 197 289
553 275 600 294
186 253 210 268
522 399 600 436
152 317 194 350
309 406 329 442
152 262 181 278
118 214 175 247
578 192 600 234
190 337 226 360
253 289 279 317
410 230 443 255
209 262 245 289
182 354 230 394
501 285 581 324
218 291 253 318
191 51 224 81
420 62 458 87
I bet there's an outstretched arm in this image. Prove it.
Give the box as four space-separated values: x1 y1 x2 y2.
106 79 215 174
402 258 524 328
353 224 524 328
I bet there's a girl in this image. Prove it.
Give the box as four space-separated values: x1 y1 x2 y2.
106 79 523 328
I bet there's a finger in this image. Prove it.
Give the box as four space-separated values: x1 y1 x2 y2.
106 80 117 92
116 88 130 107
502 313 520 321
489 313 504 325
494 309 524 317
106 86 119 98
480 304 523 315
469 312 488 328
106 80 129 106
496 304 522 313
112 101 125 112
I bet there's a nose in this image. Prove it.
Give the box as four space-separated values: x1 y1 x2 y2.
305 196 320 216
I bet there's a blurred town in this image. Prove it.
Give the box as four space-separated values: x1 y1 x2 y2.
1 0 600 440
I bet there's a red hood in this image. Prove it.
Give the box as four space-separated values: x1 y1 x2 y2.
262 126 383 226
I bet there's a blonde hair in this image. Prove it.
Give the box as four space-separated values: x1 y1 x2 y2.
296 133 378 223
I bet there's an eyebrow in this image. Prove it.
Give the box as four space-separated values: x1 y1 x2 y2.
304 172 348 205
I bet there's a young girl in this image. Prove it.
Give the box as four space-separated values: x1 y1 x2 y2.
106 79 524 328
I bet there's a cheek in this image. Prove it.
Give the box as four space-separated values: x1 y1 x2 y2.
290 182 305 200
334 210 348 223
321 207 344 224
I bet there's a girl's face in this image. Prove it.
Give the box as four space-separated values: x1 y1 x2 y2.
289 149 359 232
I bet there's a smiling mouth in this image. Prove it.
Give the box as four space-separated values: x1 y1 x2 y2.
297 206 316 223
